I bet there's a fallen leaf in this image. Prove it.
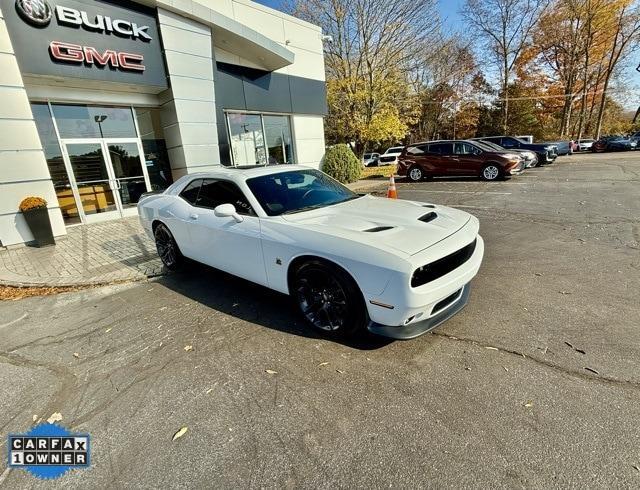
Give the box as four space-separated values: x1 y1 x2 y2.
160 306 168 311
105 328 112 333
336 369 344 374
32 415 38 422
73 352 80 359
47 412 62 424
632 464 640 472
502 366 509 372
559 291 572 295
265 369 277 375
464 367 471 371
206 388 213 394
485 346 498 351
172 427 188 441
534 272 543 276
523 402 533 408
183 345 193 352
584 367 599 375
318 362 329 367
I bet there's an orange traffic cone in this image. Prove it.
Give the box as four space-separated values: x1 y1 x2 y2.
387 175 398 199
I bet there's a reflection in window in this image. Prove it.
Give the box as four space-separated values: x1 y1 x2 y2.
226 113 295 166
227 113 267 165
264 115 293 164
134 108 173 191
51 104 137 139
30 103 81 225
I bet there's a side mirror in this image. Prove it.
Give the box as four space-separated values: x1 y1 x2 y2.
214 203 243 223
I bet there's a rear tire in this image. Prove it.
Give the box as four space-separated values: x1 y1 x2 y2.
154 223 183 271
408 166 424 182
481 164 501 181
292 260 369 338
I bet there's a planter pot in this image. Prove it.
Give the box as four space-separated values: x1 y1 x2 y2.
23 207 55 247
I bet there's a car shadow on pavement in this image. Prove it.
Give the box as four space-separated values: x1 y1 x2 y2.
156 261 394 351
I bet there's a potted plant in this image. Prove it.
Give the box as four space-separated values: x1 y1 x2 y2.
19 197 55 247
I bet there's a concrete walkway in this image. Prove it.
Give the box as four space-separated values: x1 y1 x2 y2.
0 217 164 287
0 180 386 288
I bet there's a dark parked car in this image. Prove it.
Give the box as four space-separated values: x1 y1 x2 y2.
472 136 558 165
592 136 636 152
397 140 524 182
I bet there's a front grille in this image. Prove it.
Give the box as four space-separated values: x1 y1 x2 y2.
432 288 462 315
411 239 477 288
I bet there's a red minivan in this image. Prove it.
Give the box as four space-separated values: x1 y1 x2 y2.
397 140 524 181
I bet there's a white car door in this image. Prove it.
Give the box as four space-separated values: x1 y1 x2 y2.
186 178 267 286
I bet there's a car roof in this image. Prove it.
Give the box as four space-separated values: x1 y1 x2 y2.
165 165 319 194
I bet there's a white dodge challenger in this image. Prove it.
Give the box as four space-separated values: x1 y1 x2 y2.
138 165 484 339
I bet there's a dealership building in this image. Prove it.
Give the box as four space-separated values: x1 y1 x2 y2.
0 0 327 246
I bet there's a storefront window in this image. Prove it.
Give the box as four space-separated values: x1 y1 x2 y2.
51 104 137 139
226 112 295 166
30 103 81 225
264 115 293 164
134 108 173 191
227 113 267 165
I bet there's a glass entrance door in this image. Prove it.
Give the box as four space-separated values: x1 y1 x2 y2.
62 139 150 223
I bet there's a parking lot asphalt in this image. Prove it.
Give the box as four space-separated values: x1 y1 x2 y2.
1 152 639 488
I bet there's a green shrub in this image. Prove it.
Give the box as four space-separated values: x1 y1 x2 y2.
322 144 362 184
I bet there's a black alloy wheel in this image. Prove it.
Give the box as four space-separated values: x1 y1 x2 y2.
293 260 368 338
154 223 183 271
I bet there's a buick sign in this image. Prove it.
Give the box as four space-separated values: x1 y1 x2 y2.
15 0 53 26
55 5 152 41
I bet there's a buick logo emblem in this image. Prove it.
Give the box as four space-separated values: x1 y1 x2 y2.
15 0 52 27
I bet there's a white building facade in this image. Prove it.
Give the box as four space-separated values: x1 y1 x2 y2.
0 0 327 246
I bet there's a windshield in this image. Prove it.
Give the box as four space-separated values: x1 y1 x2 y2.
386 147 404 153
476 140 504 152
246 169 360 216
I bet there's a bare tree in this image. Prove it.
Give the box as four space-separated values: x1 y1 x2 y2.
461 0 549 133
593 1 640 139
288 0 441 153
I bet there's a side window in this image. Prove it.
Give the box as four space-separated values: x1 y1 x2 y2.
454 142 480 155
407 145 427 155
502 137 518 148
429 143 452 155
197 179 254 216
179 179 202 205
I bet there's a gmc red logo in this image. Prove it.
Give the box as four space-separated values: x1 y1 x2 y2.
49 41 145 72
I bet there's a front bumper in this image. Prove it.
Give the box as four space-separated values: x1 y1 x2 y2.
509 161 525 175
368 284 471 339
365 228 484 339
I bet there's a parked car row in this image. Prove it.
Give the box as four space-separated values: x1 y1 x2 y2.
393 136 560 182
591 135 638 152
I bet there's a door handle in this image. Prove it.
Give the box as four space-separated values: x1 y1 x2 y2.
189 213 199 220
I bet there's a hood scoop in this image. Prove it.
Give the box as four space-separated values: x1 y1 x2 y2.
363 226 395 233
418 212 438 223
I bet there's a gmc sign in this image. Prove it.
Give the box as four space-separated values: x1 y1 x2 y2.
50 41 145 72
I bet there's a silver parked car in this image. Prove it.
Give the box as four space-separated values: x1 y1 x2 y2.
577 139 595 151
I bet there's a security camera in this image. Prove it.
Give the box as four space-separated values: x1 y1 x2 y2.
322 35 333 43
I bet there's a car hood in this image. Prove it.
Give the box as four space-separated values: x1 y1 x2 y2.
281 195 472 256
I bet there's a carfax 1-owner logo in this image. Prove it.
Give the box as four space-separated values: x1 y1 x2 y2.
7 423 90 480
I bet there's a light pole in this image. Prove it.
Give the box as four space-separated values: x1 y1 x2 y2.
94 115 107 139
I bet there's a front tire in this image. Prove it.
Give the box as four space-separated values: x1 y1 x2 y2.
292 260 369 338
481 164 501 181
154 223 183 271
408 166 424 182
